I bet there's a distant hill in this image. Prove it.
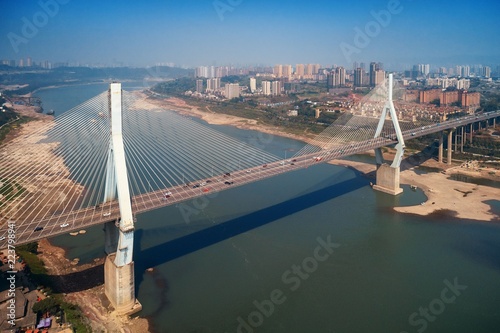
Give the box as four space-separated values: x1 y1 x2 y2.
0 66 193 96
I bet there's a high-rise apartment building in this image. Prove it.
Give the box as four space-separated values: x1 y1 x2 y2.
354 68 364 87
374 69 385 86
483 66 491 78
225 83 240 99
262 81 271 95
306 64 314 76
312 64 321 75
273 65 283 78
249 77 256 93
295 64 305 78
271 81 281 96
196 79 203 93
337 67 346 87
369 62 378 86
456 78 470 90
462 65 470 77
206 77 221 92
283 65 292 78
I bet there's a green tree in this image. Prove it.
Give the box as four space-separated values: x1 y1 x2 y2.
18 242 38 254
32 297 59 314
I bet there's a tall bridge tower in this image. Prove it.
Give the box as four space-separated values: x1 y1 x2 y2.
372 73 405 195
103 83 142 314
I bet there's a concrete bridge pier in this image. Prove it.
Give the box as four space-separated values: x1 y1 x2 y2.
461 127 465 153
373 163 403 195
438 131 443 163
469 123 473 143
104 253 139 315
447 129 454 165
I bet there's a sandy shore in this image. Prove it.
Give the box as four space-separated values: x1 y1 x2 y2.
333 157 499 222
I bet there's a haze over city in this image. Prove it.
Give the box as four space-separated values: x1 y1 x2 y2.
1 0 500 69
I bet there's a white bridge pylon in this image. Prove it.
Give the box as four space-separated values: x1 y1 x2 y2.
373 73 405 167
104 82 135 267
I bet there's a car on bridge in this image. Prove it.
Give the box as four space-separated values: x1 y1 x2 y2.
103 212 111 217
34 226 43 232
60 223 69 228
164 191 172 198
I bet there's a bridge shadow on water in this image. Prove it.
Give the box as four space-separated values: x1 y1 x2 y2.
133 174 368 290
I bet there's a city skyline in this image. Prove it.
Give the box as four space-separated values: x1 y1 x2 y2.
1 0 499 69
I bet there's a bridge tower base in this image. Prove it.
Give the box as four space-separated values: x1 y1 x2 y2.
104 254 142 315
373 164 403 195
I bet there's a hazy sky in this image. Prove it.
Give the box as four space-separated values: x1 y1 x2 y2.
1 0 499 69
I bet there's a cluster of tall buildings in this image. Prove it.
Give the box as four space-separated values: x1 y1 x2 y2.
206 78 221 92
424 77 471 90
327 67 346 88
349 62 385 87
1 57 54 69
417 88 480 109
261 80 282 96
195 65 269 78
406 64 492 79
273 64 321 79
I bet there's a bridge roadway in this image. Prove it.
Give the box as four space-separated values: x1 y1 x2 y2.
2 110 499 247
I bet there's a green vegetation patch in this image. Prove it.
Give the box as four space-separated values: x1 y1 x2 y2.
0 177 26 207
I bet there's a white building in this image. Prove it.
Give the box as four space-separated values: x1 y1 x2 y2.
271 81 281 96
250 77 256 93
262 81 271 96
225 83 240 99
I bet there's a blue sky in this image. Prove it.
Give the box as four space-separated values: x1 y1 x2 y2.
1 0 499 69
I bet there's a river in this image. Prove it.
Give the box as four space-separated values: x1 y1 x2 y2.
34 83 500 333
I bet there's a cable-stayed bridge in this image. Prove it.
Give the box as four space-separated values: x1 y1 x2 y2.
3 110 499 247
1 77 499 313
